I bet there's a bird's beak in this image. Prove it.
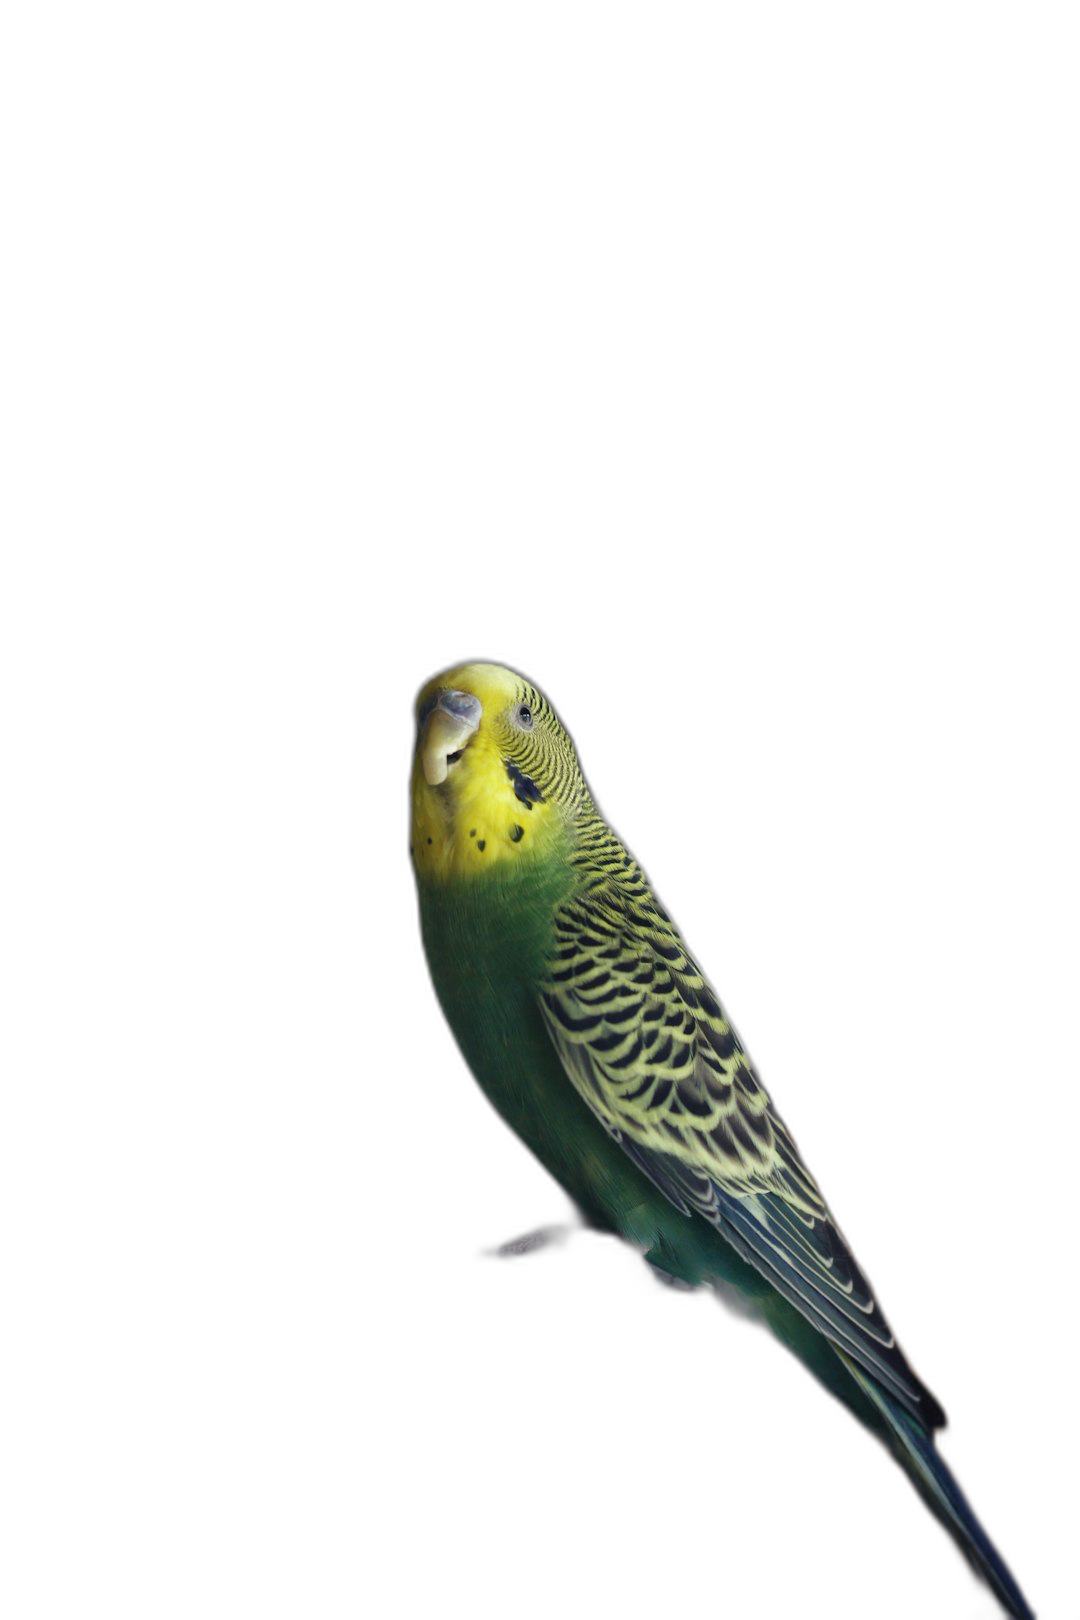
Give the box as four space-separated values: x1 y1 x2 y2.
419 689 482 785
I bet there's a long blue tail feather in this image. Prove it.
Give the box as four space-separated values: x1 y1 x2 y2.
837 1350 1034 1618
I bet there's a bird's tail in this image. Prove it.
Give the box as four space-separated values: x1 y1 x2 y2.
836 1349 1033 1619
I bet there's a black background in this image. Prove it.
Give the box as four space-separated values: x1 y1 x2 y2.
374 599 1055 1620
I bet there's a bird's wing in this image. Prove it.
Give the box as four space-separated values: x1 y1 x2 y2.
538 888 945 1429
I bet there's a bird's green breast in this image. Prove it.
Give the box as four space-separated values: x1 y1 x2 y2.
415 839 887 1422
416 855 670 1232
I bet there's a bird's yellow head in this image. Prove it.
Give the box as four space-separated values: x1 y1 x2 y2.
410 662 588 880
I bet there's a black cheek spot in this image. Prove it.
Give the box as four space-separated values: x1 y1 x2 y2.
426 837 432 845
469 829 476 837
477 839 486 852
504 759 545 807
509 825 524 843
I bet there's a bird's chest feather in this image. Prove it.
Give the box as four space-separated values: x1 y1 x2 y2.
416 858 580 1126
409 822 764 1263
415 856 683 1232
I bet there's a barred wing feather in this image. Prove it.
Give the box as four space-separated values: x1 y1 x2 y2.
539 892 945 1431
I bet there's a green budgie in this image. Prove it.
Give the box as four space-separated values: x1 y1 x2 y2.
410 661 1032 1619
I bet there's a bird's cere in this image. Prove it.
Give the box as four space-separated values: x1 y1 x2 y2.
420 689 482 785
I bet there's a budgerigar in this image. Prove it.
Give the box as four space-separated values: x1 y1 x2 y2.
410 661 1032 1619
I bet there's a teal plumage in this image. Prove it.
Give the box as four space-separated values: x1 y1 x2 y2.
411 661 1033 1619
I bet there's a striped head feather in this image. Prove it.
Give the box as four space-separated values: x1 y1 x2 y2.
410 662 589 880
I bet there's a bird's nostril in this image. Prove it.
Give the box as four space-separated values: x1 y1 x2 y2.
438 690 482 725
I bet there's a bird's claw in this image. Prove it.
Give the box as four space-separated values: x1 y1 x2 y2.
491 1224 569 1258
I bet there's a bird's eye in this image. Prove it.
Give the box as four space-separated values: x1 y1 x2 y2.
517 703 534 729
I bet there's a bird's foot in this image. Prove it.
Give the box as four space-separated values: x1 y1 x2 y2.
490 1224 570 1258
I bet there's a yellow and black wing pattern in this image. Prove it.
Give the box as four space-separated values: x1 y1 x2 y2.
538 869 945 1431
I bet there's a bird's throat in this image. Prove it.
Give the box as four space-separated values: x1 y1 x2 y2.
411 739 563 881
